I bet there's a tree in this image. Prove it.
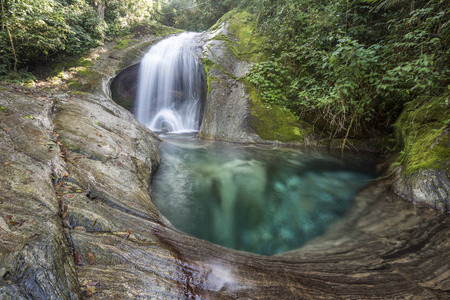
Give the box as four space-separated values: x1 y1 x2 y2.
0 0 104 75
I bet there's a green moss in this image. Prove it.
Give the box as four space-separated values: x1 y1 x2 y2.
68 79 83 89
202 10 266 90
114 36 131 50
202 58 213 93
209 10 265 63
226 11 266 63
394 94 450 174
23 115 35 120
209 11 233 32
0 106 6 111
147 22 183 37
0 87 7 90
78 69 98 77
247 82 312 142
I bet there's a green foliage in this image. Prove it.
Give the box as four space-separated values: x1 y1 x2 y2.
243 0 449 137
0 0 105 75
248 58 289 107
61 0 105 56
0 70 36 85
0 0 165 77
156 0 239 31
1 0 69 66
103 0 157 36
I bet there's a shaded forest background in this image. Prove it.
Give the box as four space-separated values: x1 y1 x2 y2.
1 0 449 137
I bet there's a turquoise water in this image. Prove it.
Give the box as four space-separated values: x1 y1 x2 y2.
152 134 375 255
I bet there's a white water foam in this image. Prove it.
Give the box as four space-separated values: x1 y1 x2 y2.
135 32 204 133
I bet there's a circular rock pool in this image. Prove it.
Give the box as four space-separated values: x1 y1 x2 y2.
152 133 376 255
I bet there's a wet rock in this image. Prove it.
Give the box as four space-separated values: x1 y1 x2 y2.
1 25 450 299
392 95 450 209
161 120 173 133
1 85 450 299
109 63 140 112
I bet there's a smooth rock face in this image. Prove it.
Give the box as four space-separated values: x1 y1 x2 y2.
0 90 81 299
394 169 450 210
198 25 266 143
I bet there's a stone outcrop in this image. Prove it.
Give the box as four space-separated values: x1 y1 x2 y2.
392 95 450 210
109 63 140 112
198 22 266 143
0 89 82 299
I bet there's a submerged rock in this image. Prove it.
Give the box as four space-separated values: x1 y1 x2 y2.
161 120 174 133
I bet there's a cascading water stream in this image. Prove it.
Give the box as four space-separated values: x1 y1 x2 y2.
135 32 204 133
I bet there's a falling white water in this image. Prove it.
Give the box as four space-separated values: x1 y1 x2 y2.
135 32 204 133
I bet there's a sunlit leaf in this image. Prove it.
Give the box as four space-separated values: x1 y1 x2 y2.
88 253 95 265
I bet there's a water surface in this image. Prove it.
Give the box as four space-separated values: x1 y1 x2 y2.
152 134 375 255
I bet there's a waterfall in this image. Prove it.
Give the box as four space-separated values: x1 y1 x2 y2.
135 32 204 133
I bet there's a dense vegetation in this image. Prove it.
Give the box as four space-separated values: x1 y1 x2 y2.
241 0 449 138
0 0 159 78
156 0 449 141
155 0 238 31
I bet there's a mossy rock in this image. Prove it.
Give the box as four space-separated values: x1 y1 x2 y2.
395 94 450 174
393 93 450 209
209 10 265 63
249 84 313 143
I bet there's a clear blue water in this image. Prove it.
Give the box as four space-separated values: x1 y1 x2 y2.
152 133 376 255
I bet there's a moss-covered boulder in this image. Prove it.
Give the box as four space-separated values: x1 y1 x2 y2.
393 94 450 209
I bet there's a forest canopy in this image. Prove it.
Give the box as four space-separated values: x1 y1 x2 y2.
0 0 160 75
